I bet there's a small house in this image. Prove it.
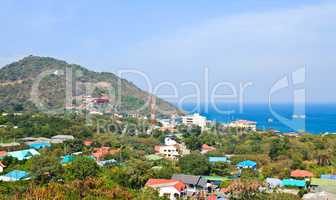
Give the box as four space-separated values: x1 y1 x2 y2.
0 170 30 182
50 135 74 143
28 142 51 149
171 174 207 196
92 147 111 160
145 178 186 200
208 157 230 164
266 178 283 188
61 155 75 165
97 159 118 167
201 144 216 154
236 160 257 169
202 176 230 188
282 179 306 188
7 149 40 160
83 140 93 146
291 170 313 178
320 174 336 180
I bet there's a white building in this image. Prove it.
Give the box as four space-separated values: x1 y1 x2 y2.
164 137 177 146
155 145 180 160
50 135 75 143
159 119 172 128
227 120 257 131
181 113 207 129
145 179 186 200
158 118 177 132
0 162 5 173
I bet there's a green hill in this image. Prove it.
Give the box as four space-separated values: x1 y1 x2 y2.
0 55 182 115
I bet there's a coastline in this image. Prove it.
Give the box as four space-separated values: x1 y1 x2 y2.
178 102 336 134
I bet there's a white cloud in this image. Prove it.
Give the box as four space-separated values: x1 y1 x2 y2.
119 2 336 102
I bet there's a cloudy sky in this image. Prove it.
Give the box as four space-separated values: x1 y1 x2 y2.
0 0 335 104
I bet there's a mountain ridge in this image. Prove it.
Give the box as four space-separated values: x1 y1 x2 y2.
0 55 183 115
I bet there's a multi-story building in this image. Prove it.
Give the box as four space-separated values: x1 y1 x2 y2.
226 120 257 131
155 145 180 160
181 113 207 129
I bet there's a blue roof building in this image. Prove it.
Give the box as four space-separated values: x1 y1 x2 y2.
321 174 336 180
282 179 306 187
236 160 257 169
209 157 231 163
61 155 75 164
28 142 51 149
0 170 29 181
7 149 40 160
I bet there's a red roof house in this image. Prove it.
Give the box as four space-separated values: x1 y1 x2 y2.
291 170 314 178
0 151 7 157
92 147 111 160
84 140 93 146
145 178 186 199
201 144 216 154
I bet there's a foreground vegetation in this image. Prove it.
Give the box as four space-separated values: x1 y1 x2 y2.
0 113 335 199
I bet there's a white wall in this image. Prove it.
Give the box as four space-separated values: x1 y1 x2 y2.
158 186 181 200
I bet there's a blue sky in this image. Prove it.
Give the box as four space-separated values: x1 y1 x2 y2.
0 0 335 104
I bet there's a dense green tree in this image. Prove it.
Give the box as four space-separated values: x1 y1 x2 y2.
65 157 100 181
269 139 283 160
112 159 154 189
179 153 210 175
27 154 64 183
184 135 202 150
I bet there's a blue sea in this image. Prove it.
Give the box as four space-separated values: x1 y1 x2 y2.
180 103 336 134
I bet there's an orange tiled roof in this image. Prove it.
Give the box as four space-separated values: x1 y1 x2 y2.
92 147 111 160
202 144 216 151
84 140 93 146
146 179 185 192
291 170 314 178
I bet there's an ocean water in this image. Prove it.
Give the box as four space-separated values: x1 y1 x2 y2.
180 103 336 134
